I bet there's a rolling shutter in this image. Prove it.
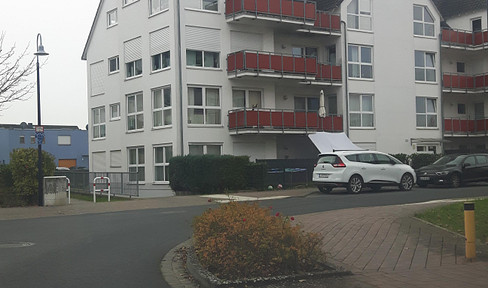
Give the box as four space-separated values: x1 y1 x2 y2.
230 31 263 52
186 26 220 51
150 27 170 55
92 151 106 172
90 61 104 96
124 37 142 63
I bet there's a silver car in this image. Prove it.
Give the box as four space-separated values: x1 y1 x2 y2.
312 151 416 193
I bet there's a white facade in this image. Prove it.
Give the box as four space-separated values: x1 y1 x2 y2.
82 0 484 197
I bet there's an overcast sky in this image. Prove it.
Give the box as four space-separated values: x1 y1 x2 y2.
0 0 100 129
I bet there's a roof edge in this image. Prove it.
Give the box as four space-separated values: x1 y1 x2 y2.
81 0 104 61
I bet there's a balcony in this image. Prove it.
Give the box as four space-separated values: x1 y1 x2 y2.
443 72 488 93
441 28 488 49
225 0 316 25
227 50 342 85
228 108 343 135
444 117 488 136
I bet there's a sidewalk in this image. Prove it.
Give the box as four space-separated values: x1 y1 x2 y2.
2 188 487 287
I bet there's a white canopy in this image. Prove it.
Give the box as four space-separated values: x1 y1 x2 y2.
308 132 364 153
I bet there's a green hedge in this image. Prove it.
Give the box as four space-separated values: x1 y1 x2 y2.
390 153 443 169
169 155 252 194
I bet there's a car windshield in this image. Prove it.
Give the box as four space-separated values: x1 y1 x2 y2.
433 155 463 165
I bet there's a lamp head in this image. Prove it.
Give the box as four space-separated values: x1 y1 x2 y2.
35 44 49 56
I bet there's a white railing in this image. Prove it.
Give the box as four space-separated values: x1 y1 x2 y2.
93 176 111 203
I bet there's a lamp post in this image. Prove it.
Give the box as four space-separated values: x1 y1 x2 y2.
34 33 48 206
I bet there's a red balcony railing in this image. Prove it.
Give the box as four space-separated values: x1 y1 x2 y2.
443 72 488 91
441 28 488 47
227 50 342 83
313 11 341 32
228 108 343 133
444 117 488 135
225 0 316 23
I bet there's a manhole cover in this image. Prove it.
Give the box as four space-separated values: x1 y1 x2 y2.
0 242 35 248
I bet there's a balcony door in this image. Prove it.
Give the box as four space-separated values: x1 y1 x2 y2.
232 89 262 109
474 103 484 119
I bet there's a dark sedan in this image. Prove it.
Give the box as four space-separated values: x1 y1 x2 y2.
416 153 488 188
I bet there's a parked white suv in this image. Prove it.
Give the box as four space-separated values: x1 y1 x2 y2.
312 151 416 193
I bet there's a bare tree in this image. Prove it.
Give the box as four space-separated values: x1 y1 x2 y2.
0 32 37 111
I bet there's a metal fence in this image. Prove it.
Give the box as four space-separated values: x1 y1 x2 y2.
54 171 139 197
256 158 317 188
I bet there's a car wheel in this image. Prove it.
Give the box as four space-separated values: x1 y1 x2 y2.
318 186 333 193
399 174 414 191
450 173 461 188
347 175 363 194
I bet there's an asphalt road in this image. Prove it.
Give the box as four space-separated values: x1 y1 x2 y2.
1 185 487 288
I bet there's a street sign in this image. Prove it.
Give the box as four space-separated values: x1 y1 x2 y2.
35 131 44 145
35 126 44 133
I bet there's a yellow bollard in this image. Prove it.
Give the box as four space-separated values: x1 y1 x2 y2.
464 202 476 260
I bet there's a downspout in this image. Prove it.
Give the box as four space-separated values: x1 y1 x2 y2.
439 31 445 154
176 0 184 156
341 20 349 136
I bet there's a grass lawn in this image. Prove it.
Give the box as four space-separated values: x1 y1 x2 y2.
71 193 131 203
415 198 488 244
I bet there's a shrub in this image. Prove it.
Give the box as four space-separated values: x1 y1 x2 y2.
9 148 56 205
409 153 442 169
192 202 326 280
390 153 409 164
246 162 267 190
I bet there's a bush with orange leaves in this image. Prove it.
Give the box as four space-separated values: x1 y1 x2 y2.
192 201 326 280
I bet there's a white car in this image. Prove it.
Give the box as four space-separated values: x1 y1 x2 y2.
312 151 416 193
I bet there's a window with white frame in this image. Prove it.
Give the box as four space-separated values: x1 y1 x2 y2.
294 97 319 112
150 0 169 15
110 103 120 120
349 94 374 128
186 50 220 68
127 93 144 131
107 9 118 27
416 97 437 128
153 86 172 127
347 0 372 31
58 136 71 146
291 47 318 58
415 51 436 82
19 136 25 144
188 87 221 125
232 89 262 108
128 147 145 182
108 56 119 73
123 0 139 6
92 106 106 139
189 144 222 155
126 59 142 78
154 145 172 182
151 51 170 71
187 0 218 11
413 5 434 37
348 44 373 79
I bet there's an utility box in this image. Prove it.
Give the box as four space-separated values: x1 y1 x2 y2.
43 176 68 206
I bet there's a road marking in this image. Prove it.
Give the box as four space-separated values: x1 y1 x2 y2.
202 194 290 203
0 242 35 248
401 199 469 206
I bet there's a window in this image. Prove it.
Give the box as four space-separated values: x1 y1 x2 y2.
347 0 372 31
202 0 218 11
107 9 117 27
472 18 482 32
127 93 144 131
126 59 142 78
232 89 262 108
58 136 71 146
92 106 106 139
416 97 437 128
188 87 221 125
109 56 119 73
416 145 437 154
413 5 434 37
189 144 222 155
128 147 145 182
152 86 172 127
458 103 466 114
186 50 220 68
457 62 465 73
415 51 436 82
19 136 25 144
292 47 318 58
150 0 169 15
349 94 374 128
110 103 120 120
294 97 319 112
151 51 170 71
124 0 139 6
154 145 172 182
348 44 373 79
30 136 35 144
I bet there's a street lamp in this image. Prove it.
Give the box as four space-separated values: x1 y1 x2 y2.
34 33 48 206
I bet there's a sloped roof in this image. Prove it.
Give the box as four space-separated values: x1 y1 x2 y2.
432 0 487 18
81 0 104 60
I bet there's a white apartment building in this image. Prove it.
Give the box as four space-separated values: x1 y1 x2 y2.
82 0 486 197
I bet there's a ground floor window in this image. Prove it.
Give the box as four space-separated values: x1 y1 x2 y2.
349 94 374 128
154 145 172 183
128 146 145 182
189 144 222 156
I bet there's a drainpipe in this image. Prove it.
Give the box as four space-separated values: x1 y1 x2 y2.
176 0 184 156
341 20 349 136
439 31 445 154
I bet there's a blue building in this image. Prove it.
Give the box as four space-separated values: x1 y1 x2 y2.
0 122 88 168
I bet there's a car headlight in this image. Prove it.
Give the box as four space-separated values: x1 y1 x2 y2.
435 171 449 176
